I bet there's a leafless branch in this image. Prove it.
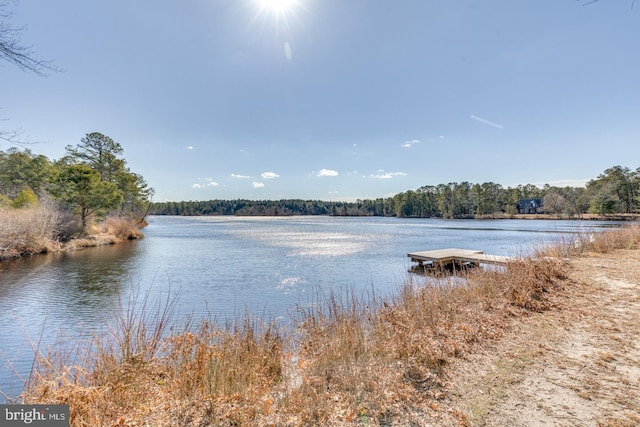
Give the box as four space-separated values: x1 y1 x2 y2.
0 126 26 144
0 1 58 75
0 124 48 146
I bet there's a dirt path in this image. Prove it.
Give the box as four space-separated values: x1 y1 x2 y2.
445 249 640 427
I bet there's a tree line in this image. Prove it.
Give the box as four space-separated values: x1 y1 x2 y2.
150 166 640 219
1 132 153 231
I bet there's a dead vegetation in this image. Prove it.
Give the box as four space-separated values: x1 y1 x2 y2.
448 225 640 426
0 198 72 259
0 204 144 259
538 223 640 258
98 215 145 241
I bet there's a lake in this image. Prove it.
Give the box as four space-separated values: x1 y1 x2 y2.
0 215 621 400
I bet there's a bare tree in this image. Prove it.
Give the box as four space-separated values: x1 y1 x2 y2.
1 1 57 145
0 122 23 143
0 1 55 75
542 192 566 218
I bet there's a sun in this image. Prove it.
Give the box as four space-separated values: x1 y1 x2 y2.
249 0 304 47
255 0 298 13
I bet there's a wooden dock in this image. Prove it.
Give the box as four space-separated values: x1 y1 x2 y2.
408 248 513 271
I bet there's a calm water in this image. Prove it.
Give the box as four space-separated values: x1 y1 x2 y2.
0 215 621 399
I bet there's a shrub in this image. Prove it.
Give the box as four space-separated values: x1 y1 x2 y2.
0 206 55 259
0 194 12 208
477 257 565 312
11 189 38 209
101 215 144 240
0 196 84 258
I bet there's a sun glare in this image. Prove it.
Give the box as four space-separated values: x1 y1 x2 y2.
256 0 297 13
250 0 304 58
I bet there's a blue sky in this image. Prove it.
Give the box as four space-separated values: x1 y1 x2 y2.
2 0 639 201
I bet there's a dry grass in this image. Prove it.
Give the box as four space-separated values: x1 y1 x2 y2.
16 224 640 426
0 208 145 257
538 223 640 258
69 215 144 249
0 200 69 259
99 215 145 240
21 292 285 427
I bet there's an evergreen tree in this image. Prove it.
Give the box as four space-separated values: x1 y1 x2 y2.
53 164 123 228
64 132 153 219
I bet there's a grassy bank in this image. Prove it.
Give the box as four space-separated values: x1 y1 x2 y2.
0 204 145 260
475 212 640 221
14 225 640 426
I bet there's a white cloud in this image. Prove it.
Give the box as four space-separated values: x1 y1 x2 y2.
192 181 219 188
402 139 420 148
369 171 407 179
252 181 265 188
261 172 280 179
192 177 219 188
186 146 194 150
231 174 251 179
317 168 339 177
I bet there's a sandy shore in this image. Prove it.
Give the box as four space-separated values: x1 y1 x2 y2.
440 248 640 426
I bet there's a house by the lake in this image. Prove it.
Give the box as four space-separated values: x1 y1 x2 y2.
518 198 543 214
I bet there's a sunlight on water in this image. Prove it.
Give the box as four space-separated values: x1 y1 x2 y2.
232 228 371 256
276 276 303 294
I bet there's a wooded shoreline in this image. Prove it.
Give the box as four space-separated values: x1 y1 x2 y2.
150 165 640 218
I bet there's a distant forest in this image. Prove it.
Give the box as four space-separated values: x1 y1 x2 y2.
150 166 640 219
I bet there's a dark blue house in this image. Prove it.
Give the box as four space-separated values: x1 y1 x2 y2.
518 198 542 214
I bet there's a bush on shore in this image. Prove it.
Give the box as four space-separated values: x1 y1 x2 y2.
0 197 79 259
0 207 54 258
100 215 145 240
0 203 145 260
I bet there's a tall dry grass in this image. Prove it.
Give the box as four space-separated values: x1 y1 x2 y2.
538 223 640 258
20 291 284 426
98 215 145 240
0 205 145 258
0 198 78 259
16 225 640 426
65 216 145 250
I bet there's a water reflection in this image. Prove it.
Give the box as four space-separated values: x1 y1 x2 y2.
0 241 143 400
1 242 140 316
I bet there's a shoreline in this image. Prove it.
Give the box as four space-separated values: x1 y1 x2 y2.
3 213 636 263
0 214 145 263
15 225 640 425
476 213 640 221
443 245 640 426
0 231 143 260
149 212 640 221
